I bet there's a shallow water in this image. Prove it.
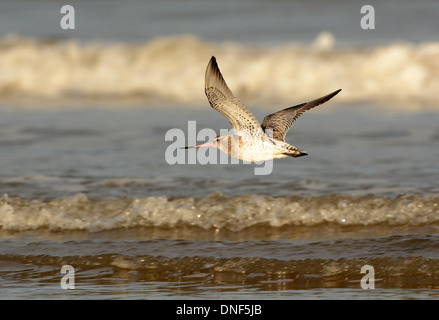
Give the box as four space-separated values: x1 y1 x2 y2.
1 0 439 300
0 103 438 300
2 236 439 300
0 104 437 199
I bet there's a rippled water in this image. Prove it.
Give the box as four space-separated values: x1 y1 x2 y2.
1 0 439 300
0 103 438 299
2 236 439 300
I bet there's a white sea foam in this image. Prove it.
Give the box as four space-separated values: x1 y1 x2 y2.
1 34 439 109
0 193 438 232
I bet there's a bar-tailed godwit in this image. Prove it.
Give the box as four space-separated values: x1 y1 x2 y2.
185 56 341 162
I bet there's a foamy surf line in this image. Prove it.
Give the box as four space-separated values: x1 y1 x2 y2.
1 34 439 109
0 193 438 232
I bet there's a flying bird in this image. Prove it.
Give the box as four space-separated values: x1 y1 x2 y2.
185 56 341 162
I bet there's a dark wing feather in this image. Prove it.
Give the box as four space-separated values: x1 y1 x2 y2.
205 57 263 137
261 89 341 141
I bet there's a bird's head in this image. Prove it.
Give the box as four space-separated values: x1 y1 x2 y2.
183 134 237 151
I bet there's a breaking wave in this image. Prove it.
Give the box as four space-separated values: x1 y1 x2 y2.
0 192 438 232
1 33 439 109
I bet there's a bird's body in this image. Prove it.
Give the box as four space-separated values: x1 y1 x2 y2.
186 56 341 162
213 133 306 162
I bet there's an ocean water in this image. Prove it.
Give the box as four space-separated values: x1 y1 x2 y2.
0 0 439 300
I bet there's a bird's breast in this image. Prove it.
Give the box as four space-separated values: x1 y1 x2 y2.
217 137 289 162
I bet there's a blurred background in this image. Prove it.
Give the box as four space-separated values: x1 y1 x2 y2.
0 0 438 197
1 0 439 108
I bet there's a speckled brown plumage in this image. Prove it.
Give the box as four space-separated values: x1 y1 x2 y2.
192 56 341 162
261 89 342 142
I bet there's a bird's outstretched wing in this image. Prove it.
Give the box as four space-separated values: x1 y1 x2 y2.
261 89 342 141
205 56 264 138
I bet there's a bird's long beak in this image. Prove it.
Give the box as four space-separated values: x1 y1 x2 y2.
182 141 215 149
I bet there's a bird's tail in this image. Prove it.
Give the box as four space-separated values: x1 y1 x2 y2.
282 149 308 158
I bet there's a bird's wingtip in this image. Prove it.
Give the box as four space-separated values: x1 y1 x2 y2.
208 56 217 67
205 56 224 90
329 88 342 98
